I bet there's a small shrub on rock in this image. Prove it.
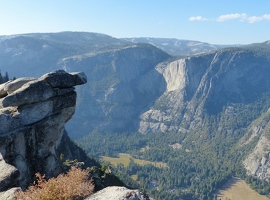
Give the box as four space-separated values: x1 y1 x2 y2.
16 167 94 200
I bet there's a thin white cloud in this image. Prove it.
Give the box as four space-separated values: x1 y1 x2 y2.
252 14 270 23
216 13 247 22
248 16 263 23
246 14 270 23
263 14 270 20
189 16 208 21
189 13 270 23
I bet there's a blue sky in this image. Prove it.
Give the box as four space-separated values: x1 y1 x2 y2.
0 0 270 44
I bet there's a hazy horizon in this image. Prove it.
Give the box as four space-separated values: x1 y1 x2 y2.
0 0 270 45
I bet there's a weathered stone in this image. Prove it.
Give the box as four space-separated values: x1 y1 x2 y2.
70 72 87 85
0 107 21 134
51 91 77 111
244 135 270 180
241 111 270 181
40 70 87 88
0 71 87 192
0 81 11 98
17 101 53 126
4 77 36 95
1 80 54 107
53 87 75 96
0 153 20 192
85 186 153 200
0 187 21 200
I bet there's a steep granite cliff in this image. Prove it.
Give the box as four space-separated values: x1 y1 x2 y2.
139 44 270 134
0 70 87 198
241 109 270 181
61 43 170 137
137 43 270 181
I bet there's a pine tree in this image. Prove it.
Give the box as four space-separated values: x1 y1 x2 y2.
0 71 11 84
0 71 3 84
4 71 9 82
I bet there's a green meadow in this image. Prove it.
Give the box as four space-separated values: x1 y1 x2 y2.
101 153 167 168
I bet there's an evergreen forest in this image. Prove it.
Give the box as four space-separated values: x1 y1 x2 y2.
76 93 270 200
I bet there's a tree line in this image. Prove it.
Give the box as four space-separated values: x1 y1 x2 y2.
0 71 10 84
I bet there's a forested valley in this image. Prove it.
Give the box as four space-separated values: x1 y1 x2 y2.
76 93 270 200
1 32 270 200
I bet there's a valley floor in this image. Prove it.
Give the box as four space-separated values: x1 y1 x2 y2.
217 177 270 200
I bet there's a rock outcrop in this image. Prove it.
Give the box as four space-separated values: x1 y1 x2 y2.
85 186 153 200
242 110 270 181
0 154 19 192
0 70 87 198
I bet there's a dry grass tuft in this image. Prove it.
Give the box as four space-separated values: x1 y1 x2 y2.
16 167 94 200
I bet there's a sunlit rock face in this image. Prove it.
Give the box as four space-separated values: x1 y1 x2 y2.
241 111 270 181
85 186 154 200
0 70 87 191
139 46 270 134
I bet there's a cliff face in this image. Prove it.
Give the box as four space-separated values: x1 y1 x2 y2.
0 70 87 195
137 44 270 180
241 110 270 181
61 43 170 137
85 186 154 200
139 45 270 134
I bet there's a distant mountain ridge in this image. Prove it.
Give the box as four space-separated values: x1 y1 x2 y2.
0 32 131 77
0 32 235 78
122 37 235 56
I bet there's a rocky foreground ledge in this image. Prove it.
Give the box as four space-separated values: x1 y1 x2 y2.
0 70 154 200
85 186 153 200
0 70 87 199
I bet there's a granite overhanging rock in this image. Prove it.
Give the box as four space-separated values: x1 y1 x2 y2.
0 70 87 197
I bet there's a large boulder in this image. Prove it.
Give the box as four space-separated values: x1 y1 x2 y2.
40 70 87 88
4 78 36 95
0 154 19 192
1 80 54 108
0 188 21 200
0 70 87 194
0 81 11 98
85 186 153 200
